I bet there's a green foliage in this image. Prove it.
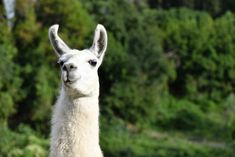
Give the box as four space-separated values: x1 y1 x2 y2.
37 0 95 47
0 19 21 125
0 125 48 157
156 97 206 131
223 94 235 141
150 9 235 102
0 0 235 156
100 119 233 157
147 0 235 16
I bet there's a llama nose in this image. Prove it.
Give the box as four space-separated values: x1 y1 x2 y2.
62 63 77 71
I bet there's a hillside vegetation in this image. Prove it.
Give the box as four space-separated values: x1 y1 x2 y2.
0 0 234 156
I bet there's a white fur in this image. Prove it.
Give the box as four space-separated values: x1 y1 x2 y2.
48 24 107 157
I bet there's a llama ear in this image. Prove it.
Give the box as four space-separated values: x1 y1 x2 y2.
90 24 108 62
48 24 71 56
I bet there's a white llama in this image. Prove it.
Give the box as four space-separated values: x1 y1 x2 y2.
48 24 107 157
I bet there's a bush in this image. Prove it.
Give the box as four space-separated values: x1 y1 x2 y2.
0 125 48 157
156 97 205 131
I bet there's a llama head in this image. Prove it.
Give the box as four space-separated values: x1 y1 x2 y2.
49 24 107 97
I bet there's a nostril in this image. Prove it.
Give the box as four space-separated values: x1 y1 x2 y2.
70 64 74 69
69 64 77 70
62 63 77 71
62 65 67 71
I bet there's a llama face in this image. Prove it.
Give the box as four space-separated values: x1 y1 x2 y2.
57 49 100 96
49 24 107 97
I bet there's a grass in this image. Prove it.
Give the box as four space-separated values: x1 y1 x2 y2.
100 119 233 157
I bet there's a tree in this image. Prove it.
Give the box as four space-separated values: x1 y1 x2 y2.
0 11 21 127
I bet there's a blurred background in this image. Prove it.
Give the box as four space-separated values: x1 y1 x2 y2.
0 0 235 156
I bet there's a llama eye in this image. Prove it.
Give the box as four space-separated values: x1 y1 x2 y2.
88 60 97 66
57 60 64 66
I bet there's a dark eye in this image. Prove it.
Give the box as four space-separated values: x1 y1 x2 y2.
57 60 64 66
88 59 97 66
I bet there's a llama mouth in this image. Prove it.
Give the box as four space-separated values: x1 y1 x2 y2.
64 77 79 85
63 73 79 85
64 79 76 84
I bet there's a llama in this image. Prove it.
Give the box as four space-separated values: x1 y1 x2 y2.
48 24 107 157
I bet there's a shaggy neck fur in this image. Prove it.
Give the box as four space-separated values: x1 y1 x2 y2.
50 86 103 157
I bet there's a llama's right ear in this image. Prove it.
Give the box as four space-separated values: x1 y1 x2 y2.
90 24 107 63
48 24 71 56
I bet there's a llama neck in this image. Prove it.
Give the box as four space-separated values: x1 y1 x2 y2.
50 87 102 157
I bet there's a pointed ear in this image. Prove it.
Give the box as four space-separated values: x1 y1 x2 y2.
90 24 108 62
48 24 71 56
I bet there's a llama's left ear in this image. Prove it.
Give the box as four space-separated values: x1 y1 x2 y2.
48 24 71 57
90 24 108 64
